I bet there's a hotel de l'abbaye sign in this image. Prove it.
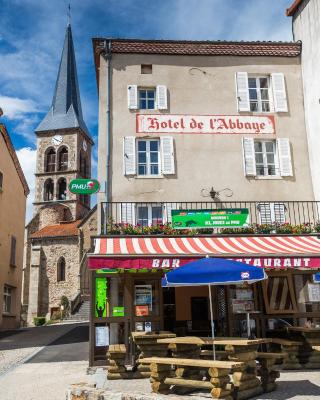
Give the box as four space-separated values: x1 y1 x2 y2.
137 114 275 135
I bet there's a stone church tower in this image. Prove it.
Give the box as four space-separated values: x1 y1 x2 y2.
22 23 97 326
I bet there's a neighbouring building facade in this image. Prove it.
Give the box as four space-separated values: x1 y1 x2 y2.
0 124 29 329
88 37 320 366
22 23 96 326
287 0 320 200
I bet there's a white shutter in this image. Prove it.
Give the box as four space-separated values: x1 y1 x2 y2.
235 72 250 112
120 203 136 225
156 85 167 110
258 202 286 224
277 138 293 177
123 137 136 175
160 137 175 175
242 138 256 176
127 85 138 109
163 203 180 224
271 73 288 112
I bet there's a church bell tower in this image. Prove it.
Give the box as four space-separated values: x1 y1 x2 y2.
33 23 93 223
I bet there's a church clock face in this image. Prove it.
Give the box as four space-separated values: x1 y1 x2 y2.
52 135 63 146
83 140 87 152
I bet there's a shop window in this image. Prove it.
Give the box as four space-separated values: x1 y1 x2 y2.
44 179 54 201
58 147 68 171
45 148 56 172
257 202 286 224
3 285 13 313
57 258 66 282
137 139 160 176
134 280 160 319
138 88 156 110
10 236 16 266
137 204 163 227
263 274 298 314
57 178 67 200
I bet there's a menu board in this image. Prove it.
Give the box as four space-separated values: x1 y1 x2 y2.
135 285 152 311
236 288 253 300
308 283 320 302
95 326 109 347
232 299 254 313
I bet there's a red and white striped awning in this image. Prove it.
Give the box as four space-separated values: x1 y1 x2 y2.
93 236 320 257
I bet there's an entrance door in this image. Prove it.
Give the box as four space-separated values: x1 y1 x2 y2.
191 297 209 331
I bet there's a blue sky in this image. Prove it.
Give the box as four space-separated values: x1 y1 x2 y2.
0 0 294 219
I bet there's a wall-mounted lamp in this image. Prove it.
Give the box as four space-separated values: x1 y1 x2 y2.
201 187 233 200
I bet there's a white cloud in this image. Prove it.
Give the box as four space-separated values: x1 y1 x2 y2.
16 147 37 222
0 95 38 120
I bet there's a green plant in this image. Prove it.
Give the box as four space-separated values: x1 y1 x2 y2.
275 223 294 234
34 317 46 326
253 223 275 234
60 295 69 309
315 222 320 233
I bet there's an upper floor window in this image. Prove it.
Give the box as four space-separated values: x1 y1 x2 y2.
58 147 68 171
242 138 293 178
3 285 13 313
139 89 156 110
57 257 66 282
10 236 16 266
44 179 54 201
137 139 160 176
137 205 163 227
236 72 288 113
57 178 67 200
0 171 3 190
141 64 152 74
45 148 56 172
248 77 271 112
127 85 167 110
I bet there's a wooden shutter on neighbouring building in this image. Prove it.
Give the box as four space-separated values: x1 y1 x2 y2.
277 138 293 176
242 138 256 176
271 73 288 112
236 72 250 112
123 137 136 175
156 85 168 110
160 137 175 175
127 85 138 109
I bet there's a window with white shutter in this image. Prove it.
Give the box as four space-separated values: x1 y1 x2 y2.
271 73 288 112
127 85 138 109
137 139 160 176
120 203 136 225
258 202 286 224
277 138 293 177
242 138 256 176
156 85 168 110
123 137 136 175
160 137 175 175
236 72 250 112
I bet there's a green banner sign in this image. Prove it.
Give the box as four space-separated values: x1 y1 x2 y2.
112 306 125 317
69 179 100 194
95 277 107 318
171 208 249 229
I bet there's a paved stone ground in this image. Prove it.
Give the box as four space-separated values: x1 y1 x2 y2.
67 370 320 400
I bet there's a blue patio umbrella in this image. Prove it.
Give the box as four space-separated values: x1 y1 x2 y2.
163 257 267 359
314 273 320 283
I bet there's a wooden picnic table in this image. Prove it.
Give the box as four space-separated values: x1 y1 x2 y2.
270 338 302 370
287 327 320 368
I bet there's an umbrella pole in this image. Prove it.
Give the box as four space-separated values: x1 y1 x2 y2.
208 285 216 360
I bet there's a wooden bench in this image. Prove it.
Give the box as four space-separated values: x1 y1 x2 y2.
256 352 285 392
141 357 244 399
270 338 302 370
200 350 229 360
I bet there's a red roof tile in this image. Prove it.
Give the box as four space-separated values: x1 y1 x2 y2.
287 0 304 16
0 124 30 196
93 38 301 57
30 220 81 239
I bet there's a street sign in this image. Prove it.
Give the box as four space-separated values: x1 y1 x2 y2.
68 179 100 194
171 208 249 229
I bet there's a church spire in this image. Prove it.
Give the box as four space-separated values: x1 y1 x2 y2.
36 24 89 135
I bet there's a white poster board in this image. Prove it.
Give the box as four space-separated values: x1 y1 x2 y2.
95 326 109 347
308 283 320 302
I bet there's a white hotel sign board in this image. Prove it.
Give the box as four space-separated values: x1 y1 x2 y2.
137 114 275 135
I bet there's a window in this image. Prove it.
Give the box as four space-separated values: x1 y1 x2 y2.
10 236 16 266
137 139 160 176
58 147 68 171
258 202 286 224
254 141 278 176
45 148 56 172
3 285 12 314
57 258 66 282
139 89 156 110
137 205 163 227
248 77 271 112
0 171 3 190
44 179 54 201
57 178 67 200
141 64 152 74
